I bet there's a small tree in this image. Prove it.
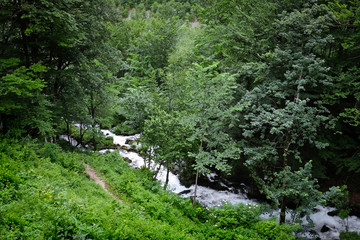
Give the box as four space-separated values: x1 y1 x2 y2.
183 62 240 206
140 107 193 189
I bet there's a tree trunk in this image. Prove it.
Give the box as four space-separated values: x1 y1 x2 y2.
153 162 163 180
193 136 204 207
283 133 291 167
280 198 286 224
192 169 199 207
164 168 170 190
280 133 291 224
65 119 71 142
77 123 87 147
19 18 30 67
93 133 97 151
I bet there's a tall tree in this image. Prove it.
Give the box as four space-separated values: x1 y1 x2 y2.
237 4 335 223
0 0 120 138
197 0 276 76
317 0 360 197
183 62 240 206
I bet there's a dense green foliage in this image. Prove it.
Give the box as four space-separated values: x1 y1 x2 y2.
1 0 360 238
0 0 121 141
0 139 298 239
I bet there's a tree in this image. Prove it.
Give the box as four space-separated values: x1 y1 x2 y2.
117 86 156 132
167 24 202 80
237 4 335 223
0 60 52 136
140 107 193 189
318 0 360 184
124 16 180 86
0 0 121 139
197 0 277 76
183 62 240 206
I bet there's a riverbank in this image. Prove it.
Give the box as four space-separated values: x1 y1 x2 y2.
0 138 297 239
60 127 360 239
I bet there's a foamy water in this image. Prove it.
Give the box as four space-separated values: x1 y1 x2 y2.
61 129 360 239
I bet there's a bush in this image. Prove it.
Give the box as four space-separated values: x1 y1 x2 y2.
253 220 298 240
113 122 138 135
207 202 260 229
341 232 360 240
0 167 21 190
39 143 85 173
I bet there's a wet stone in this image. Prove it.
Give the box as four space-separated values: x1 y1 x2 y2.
320 225 330 233
313 207 321 213
178 189 191 195
327 210 339 217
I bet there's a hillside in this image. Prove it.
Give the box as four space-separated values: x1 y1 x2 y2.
0 139 297 239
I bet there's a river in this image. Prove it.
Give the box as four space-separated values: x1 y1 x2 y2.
61 128 360 239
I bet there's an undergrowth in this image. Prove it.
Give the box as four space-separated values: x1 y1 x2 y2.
0 138 299 239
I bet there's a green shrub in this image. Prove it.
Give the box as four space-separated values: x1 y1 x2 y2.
113 122 138 135
0 164 21 189
40 142 62 163
253 220 298 240
39 143 85 173
341 232 360 240
207 202 260 229
103 136 114 147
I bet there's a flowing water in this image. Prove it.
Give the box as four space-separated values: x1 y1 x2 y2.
127 9 136 20
191 17 200 28
99 130 256 206
62 128 360 239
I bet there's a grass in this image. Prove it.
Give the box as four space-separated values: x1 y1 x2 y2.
0 138 299 239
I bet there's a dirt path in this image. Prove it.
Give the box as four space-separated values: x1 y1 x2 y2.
85 164 121 202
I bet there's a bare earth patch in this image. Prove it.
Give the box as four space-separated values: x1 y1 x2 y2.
84 164 121 202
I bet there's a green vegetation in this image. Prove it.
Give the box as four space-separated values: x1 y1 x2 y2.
1 0 360 238
0 139 298 239
340 232 360 240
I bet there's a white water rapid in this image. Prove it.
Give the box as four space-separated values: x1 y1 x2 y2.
61 129 360 239
99 130 256 206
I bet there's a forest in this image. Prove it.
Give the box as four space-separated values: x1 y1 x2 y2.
0 0 359 239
